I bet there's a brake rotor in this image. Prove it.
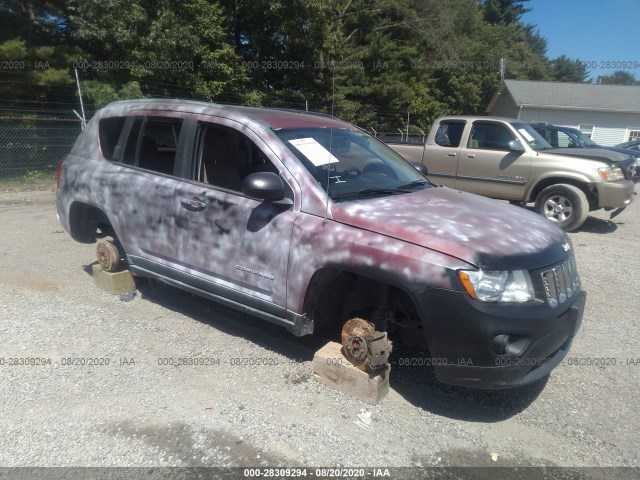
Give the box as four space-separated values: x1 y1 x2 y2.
341 318 392 372
96 236 121 272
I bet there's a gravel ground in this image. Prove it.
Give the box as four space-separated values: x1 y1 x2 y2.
0 188 638 474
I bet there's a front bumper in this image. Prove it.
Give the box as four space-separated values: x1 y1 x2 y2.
414 288 586 389
597 180 635 209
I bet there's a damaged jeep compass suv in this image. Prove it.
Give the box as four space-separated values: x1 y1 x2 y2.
57 99 586 389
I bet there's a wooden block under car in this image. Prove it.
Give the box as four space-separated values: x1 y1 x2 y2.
91 264 136 295
313 341 390 404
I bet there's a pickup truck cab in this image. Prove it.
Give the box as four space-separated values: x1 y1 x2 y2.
57 101 586 389
390 116 636 231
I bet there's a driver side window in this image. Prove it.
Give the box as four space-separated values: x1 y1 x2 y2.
195 123 278 192
557 131 572 148
468 123 515 151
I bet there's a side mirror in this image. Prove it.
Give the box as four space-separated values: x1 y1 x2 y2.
508 140 525 152
410 161 429 175
242 172 285 201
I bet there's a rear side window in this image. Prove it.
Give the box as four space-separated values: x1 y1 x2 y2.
122 118 144 165
98 117 126 160
434 121 465 147
124 117 182 175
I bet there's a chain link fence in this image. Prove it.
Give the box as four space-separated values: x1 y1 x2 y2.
0 116 83 182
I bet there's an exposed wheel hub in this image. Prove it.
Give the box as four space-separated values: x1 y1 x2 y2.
96 236 121 272
341 318 392 372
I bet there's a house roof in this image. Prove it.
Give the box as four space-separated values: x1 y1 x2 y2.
487 79 640 114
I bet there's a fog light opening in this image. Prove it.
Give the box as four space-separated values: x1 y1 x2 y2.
493 334 530 356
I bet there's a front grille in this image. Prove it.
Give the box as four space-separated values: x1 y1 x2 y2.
540 255 580 307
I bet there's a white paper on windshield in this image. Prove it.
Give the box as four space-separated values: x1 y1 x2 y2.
518 128 535 142
289 138 340 166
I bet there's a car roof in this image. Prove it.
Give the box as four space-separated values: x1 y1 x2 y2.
102 98 353 130
438 115 524 123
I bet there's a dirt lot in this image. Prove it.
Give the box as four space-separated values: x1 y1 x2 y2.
0 188 638 475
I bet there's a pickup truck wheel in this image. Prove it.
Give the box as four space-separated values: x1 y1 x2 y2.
535 184 588 231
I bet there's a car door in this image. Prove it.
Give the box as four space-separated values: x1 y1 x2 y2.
103 115 185 267
424 119 466 187
172 119 297 315
456 121 531 200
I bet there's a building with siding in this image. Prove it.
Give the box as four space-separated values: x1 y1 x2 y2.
486 79 640 146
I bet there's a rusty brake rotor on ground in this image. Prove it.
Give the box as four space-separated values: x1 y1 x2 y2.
341 318 392 372
96 236 121 272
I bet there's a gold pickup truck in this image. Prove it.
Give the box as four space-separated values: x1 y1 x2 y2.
389 116 636 231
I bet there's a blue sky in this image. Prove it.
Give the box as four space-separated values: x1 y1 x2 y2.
521 0 640 82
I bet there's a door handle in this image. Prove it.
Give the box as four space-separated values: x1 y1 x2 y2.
466 154 475 158
180 197 206 211
447 153 457 157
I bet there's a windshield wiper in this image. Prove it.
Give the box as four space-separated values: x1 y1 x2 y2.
330 187 411 199
396 179 428 189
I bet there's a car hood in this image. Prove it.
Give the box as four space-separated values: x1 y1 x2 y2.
546 147 636 163
331 187 567 270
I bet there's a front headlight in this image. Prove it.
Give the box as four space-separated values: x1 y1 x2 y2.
458 270 534 303
598 166 625 182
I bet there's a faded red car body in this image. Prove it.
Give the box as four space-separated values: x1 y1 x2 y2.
57 99 585 389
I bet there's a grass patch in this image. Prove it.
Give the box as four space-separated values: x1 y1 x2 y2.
0 170 56 192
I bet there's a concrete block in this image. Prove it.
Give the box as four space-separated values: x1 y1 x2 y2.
313 341 390 404
92 264 136 296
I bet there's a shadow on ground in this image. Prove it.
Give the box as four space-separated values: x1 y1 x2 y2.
577 215 620 234
88 275 545 422
388 345 547 422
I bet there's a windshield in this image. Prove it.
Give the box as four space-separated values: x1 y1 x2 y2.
512 123 552 151
275 127 430 201
573 129 598 147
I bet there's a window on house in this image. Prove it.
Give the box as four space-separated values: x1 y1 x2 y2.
579 124 594 138
627 130 640 142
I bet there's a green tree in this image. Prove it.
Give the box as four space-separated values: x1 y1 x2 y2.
548 55 589 82
0 1 78 111
480 0 531 25
598 70 639 85
66 0 250 106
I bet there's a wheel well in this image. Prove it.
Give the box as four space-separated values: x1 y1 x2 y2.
529 178 597 208
68 202 115 244
304 269 428 350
